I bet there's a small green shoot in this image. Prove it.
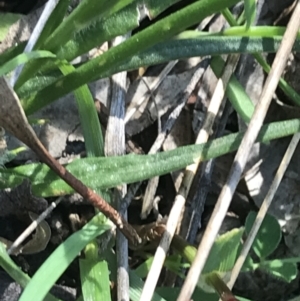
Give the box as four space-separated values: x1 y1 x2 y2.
1 118 300 195
244 0 257 29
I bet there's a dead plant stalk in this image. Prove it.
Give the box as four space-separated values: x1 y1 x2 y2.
139 54 240 301
177 2 300 301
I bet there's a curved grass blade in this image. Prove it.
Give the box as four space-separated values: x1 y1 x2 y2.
21 34 300 114
58 0 184 61
33 0 71 50
59 61 107 301
222 11 300 107
58 61 104 157
210 56 254 123
0 42 26 67
59 62 108 301
21 0 240 114
43 0 134 53
19 215 111 301
0 50 56 77
0 243 60 301
14 0 135 88
14 0 183 89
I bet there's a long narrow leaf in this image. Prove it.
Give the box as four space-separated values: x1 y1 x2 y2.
210 56 254 123
0 243 60 301
19 215 111 301
48 0 184 61
14 0 183 89
0 51 56 77
1 118 300 196
59 62 108 301
33 0 71 50
80 259 111 301
44 0 134 53
21 0 240 114
58 62 104 157
14 0 134 88
59 56 108 301
244 0 256 29
21 34 300 114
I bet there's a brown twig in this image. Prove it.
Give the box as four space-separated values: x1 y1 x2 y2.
0 76 141 246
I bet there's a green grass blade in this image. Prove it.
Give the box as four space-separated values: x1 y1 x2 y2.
13 0 71 86
55 0 183 62
244 0 256 29
113 35 299 71
0 242 30 289
210 56 254 123
14 0 183 89
219 26 296 37
221 10 300 108
1 118 300 196
21 0 240 114
14 0 135 88
80 259 112 301
254 53 300 106
33 0 71 50
59 60 107 301
57 0 140 61
21 34 300 114
142 0 182 17
0 50 56 77
15 27 300 102
58 62 104 157
19 215 111 301
43 0 134 53
0 42 26 66
0 243 60 301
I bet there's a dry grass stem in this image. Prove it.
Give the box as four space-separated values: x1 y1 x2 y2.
177 3 300 300
8 197 63 255
105 33 130 301
140 54 240 301
124 61 177 123
227 132 300 289
124 16 213 124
